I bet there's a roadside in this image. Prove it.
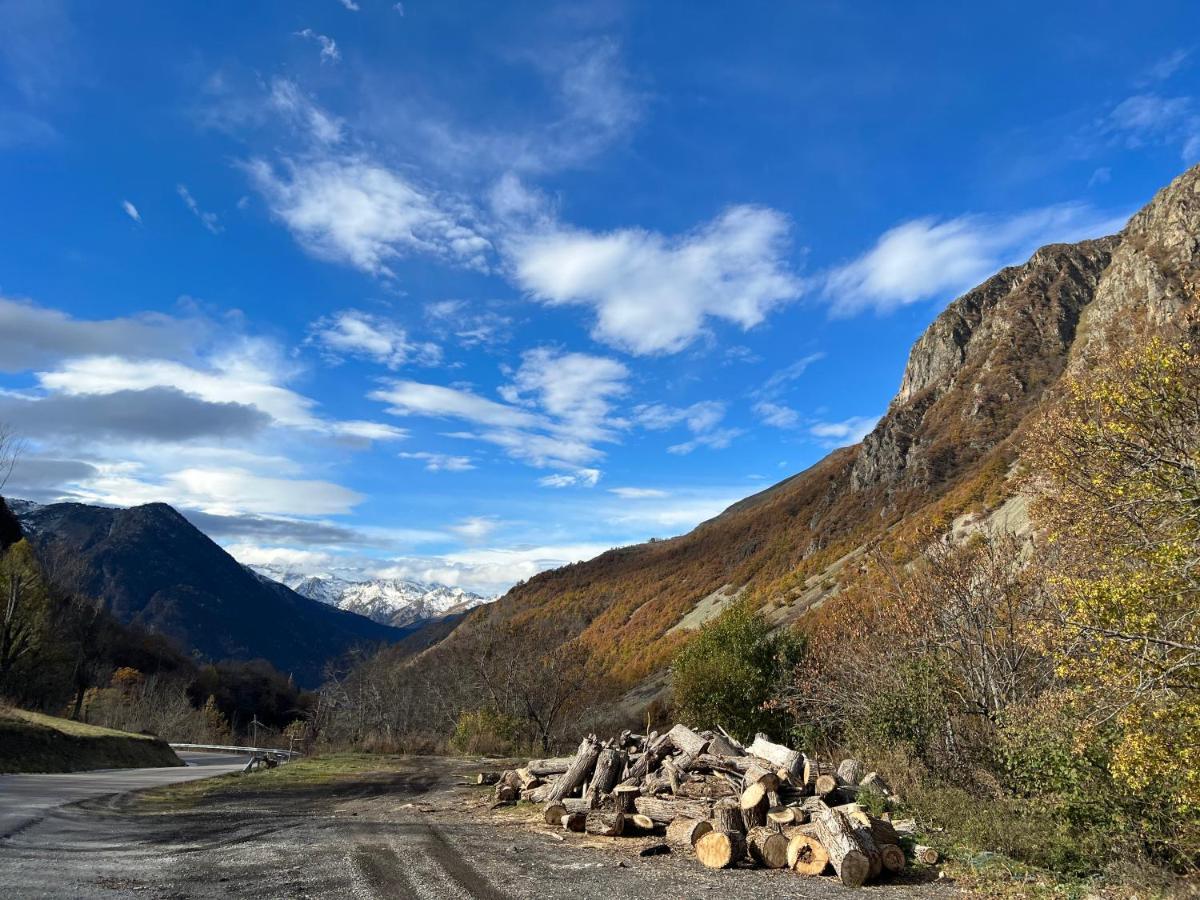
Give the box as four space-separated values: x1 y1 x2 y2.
0 705 182 774
0 753 957 899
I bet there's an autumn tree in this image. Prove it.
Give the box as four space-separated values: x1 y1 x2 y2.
1027 334 1200 855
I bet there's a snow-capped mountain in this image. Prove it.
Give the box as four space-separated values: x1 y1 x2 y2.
249 564 493 628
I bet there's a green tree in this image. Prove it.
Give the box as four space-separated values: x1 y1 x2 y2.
670 599 803 742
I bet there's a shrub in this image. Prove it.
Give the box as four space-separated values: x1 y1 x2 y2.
670 599 804 742
450 708 523 756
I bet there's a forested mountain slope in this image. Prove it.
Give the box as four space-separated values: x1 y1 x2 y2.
452 163 1200 686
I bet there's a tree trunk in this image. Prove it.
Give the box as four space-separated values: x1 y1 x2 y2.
712 796 745 834
634 795 711 825
695 830 746 869
706 733 744 757
621 732 671 785
836 758 864 786
543 803 567 825
767 806 796 826
526 757 572 777
912 844 939 865
547 736 601 802
742 761 781 791
584 810 624 837
666 817 712 848
739 782 769 830
787 833 830 875
879 843 906 873
808 800 871 887
627 813 657 833
746 826 789 868
859 771 892 797
613 784 641 814
664 723 709 756
747 734 804 779
476 772 500 785
561 812 587 832
584 747 626 806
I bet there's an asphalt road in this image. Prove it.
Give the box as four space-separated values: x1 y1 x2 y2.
0 751 247 838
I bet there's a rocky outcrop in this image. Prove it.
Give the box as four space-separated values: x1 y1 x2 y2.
851 236 1118 493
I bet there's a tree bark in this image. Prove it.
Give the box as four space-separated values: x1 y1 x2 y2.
808 800 871 887
547 736 601 802
880 843 906 873
664 723 709 756
912 844 939 865
634 795 711 826
526 757 572 777
584 810 624 837
666 817 712 848
584 747 626 806
836 758 864 786
747 734 804 779
561 812 586 832
746 826 789 868
739 782 769 830
712 796 746 834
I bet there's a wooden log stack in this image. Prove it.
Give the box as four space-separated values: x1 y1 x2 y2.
482 724 934 885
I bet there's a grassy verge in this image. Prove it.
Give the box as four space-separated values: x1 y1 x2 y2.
0 704 182 773
139 752 416 807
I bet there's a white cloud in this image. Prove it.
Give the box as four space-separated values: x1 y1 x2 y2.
1103 93 1200 162
502 347 628 443
337 0 359 10
176 184 221 233
538 468 600 488
633 399 739 454
372 380 541 430
1140 49 1190 84
295 28 340 64
425 300 512 348
608 486 668 499
268 78 344 144
308 308 441 369
73 465 363 518
667 427 742 455
809 415 880 447
245 155 491 275
753 401 800 429
508 205 802 354
121 199 141 223
824 204 1127 315
398 451 475 472
449 516 498 540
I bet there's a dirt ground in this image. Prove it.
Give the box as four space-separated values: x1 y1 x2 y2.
0 755 961 899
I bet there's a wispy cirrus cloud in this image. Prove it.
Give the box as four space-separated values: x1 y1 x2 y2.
308 308 442 369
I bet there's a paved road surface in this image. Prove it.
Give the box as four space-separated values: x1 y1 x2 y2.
0 751 247 838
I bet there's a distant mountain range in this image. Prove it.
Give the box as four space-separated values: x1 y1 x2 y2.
248 565 492 628
10 500 417 686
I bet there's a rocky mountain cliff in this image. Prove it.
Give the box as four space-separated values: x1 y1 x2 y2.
438 163 1200 687
249 565 491 628
13 501 416 686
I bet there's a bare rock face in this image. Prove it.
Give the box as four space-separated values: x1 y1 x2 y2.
1074 163 1200 360
851 236 1118 493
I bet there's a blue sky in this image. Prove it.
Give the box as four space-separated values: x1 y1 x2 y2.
1 1 1197 593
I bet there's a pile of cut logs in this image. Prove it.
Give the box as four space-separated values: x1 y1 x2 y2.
483 724 937 887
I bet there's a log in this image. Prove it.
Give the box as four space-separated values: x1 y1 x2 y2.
802 758 832 793
892 818 918 836
787 832 830 875
622 732 671 784
634 795 712 826
515 768 542 789
666 817 712 848
499 769 522 790
880 843 906 874
561 812 587 832
739 782 770 830
584 747 626 806
746 825 789 868
526 757 572 777
560 797 590 814
694 830 746 869
476 772 500 785
707 733 744 757
767 806 796 826
493 783 518 804
665 724 709 757
859 771 892 797
613 783 641 814
808 801 870 888
584 810 625 837
712 797 745 834
543 803 567 825
747 734 805 779
836 758 864 786
527 779 558 804
814 773 840 800
912 844 939 865
547 736 602 803
628 813 657 833
742 761 781 792
868 816 900 846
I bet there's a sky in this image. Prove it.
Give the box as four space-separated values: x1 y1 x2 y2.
1 1 1198 595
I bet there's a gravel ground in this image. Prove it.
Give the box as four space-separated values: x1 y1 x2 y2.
0 756 961 899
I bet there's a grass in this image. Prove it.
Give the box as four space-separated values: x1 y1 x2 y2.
139 752 416 807
0 703 182 773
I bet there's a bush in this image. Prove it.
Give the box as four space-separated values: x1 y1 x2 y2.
450 708 524 756
670 599 803 742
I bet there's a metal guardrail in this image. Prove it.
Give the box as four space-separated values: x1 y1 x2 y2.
169 743 301 760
